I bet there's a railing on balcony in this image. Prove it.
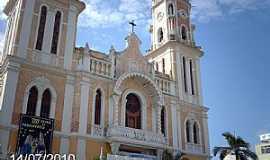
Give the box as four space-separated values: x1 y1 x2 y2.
155 76 174 95
90 58 112 78
185 143 203 154
91 124 104 137
107 126 167 146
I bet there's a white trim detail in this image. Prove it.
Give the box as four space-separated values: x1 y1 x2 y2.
114 72 163 105
22 77 57 119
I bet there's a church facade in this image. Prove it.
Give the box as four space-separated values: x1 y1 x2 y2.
0 0 210 160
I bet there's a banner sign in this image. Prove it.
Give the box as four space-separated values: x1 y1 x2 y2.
16 114 54 156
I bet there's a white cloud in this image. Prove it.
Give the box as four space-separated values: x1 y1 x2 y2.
78 0 270 27
78 0 151 28
191 0 270 22
0 0 7 20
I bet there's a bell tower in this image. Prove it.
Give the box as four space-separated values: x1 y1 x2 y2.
150 0 195 50
147 0 202 105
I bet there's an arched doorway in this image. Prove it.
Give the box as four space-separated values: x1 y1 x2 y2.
125 93 141 129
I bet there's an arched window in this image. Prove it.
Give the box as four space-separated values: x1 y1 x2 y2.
162 58 165 74
186 120 191 143
40 89 51 118
94 89 102 125
182 56 188 92
125 93 141 129
51 11 62 54
193 122 199 144
189 60 195 95
26 86 38 116
161 107 166 135
168 4 174 15
181 26 187 40
156 62 159 71
36 6 47 50
158 28 164 43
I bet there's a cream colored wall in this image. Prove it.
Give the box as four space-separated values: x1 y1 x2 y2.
12 64 66 131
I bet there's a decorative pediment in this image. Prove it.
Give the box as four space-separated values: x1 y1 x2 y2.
115 33 154 78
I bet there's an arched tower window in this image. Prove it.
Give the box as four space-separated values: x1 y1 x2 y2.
51 11 62 54
193 122 199 144
158 28 164 43
168 4 174 15
189 60 195 95
183 56 188 92
125 93 141 129
35 6 47 50
40 89 51 118
186 120 191 143
26 86 38 116
161 107 166 135
181 26 187 40
94 89 102 125
162 58 165 74
156 62 159 71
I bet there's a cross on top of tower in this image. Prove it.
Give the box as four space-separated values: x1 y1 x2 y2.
129 20 136 33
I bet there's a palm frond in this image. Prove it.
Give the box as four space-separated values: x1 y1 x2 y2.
222 132 237 147
241 149 258 160
213 147 232 156
236 137 250 148
219 149 230 160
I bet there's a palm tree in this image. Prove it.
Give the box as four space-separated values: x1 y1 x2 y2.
174 152 185 160
213 132 258 160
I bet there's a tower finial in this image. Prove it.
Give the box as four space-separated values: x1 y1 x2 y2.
129 20 136 33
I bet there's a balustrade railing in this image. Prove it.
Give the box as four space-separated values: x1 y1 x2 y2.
107 126 167 146
91 124 104 137
155 77 171 94
90 58 112 78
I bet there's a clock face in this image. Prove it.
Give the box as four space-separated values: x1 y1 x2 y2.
157 12 164 21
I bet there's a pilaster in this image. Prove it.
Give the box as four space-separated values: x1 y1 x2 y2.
112 95 120 126
17 0 35 58
60 75 75 154
64 6 79 70
0 60 20 156
76 78 90 160
171 101 179 149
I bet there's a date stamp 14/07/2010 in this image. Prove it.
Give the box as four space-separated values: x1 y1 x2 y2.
10 154 76 160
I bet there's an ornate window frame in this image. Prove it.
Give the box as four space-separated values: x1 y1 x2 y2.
120 89 147 130
184 115 202 144
91 87 105 127
22 77 57 119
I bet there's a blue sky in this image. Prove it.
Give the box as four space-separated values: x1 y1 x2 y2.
0 0 270 157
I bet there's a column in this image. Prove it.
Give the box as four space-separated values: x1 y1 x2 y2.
112 95 120 126
60 76 75 154
64 7 79 70
202 112 210 156
186 57 192 102
17 0 35 58
42 9 55 54
0 62 19 155
171 101 179 149
108 97 113 126
174 49 184 100
195 59 203 105
177 109 183 150
156 105 162 134
76 80 90 160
